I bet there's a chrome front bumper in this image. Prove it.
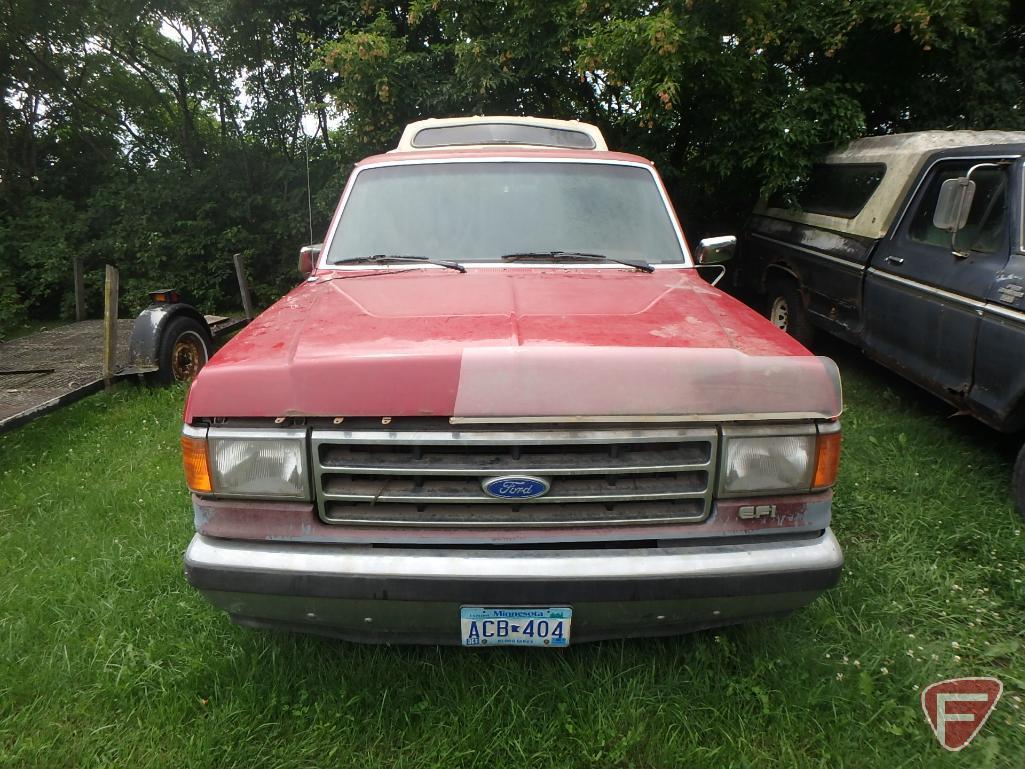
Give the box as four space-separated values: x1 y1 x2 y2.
184 530 843 644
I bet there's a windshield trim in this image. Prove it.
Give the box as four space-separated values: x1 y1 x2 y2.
317 157 694 271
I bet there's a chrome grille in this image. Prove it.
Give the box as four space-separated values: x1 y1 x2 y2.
311 427 717 528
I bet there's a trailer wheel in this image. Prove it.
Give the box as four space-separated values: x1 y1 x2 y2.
1014 442 1025 521
152 316 210 385
765 278 815 348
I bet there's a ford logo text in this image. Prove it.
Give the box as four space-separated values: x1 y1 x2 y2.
482 475 551 500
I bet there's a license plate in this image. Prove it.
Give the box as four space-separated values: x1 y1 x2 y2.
460 607 572 647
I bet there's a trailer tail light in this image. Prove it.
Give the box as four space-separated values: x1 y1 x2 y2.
812 430 842 490
181 432 212 493
149 289 182 304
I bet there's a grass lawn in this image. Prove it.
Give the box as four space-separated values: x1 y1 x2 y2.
1 341 1023 768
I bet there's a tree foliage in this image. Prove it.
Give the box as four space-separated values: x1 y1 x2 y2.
1 0 1023 335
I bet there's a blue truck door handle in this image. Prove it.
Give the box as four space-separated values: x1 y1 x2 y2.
885 255 905 266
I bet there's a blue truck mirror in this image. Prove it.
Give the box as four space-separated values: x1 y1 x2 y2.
933 177 975 233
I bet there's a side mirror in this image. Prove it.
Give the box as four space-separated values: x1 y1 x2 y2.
933 177 975 233
299 243 322 276
695 235 737 265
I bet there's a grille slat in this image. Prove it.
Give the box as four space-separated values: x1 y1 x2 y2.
322 500 706 527
319 443 709 476
312 426 717 529
321 473 707 504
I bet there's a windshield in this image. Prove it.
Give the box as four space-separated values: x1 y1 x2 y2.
326 162 686 265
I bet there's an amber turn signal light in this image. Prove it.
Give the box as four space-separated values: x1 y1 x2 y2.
181 433 212 493
812 430 842 489
149 289 182 304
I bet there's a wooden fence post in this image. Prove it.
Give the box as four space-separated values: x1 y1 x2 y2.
74 257 86 321
233 252 254 320
103 265 119 387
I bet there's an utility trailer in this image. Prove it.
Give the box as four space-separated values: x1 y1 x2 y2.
0 259 252 434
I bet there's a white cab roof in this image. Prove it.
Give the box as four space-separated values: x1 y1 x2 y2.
756 130 1025 239
395 116 608 152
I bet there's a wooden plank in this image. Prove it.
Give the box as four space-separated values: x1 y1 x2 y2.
207 316 249 338
0 319 134 430
233 252 254 319
0 379 105 434
103 265 119 387
74 257 86 321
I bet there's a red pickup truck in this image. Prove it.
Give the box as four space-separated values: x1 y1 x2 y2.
180 117 844 646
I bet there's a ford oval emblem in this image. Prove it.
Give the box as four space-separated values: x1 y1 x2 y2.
482 475 551 500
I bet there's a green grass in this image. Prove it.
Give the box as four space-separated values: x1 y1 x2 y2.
1 343 1024 768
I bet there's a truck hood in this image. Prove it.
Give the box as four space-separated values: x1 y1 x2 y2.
184 268 841 421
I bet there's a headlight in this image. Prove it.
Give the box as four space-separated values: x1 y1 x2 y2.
182 426 309 499
719 425 840 496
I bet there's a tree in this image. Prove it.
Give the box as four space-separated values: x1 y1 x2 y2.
1 0 1023 336
318 0 1025 234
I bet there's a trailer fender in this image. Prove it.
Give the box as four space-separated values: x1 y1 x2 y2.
126 302 211 374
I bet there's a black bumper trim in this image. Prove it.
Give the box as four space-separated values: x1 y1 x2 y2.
185 559 841 604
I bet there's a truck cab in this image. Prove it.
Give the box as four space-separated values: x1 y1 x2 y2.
735 131 1025 515
180 116 844 645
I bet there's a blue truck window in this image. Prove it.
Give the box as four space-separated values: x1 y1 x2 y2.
908 163 1007 253
769 163 886 218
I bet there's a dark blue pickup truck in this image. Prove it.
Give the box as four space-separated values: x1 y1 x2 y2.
733 131 1025 516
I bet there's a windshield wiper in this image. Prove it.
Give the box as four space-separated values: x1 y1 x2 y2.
499 251 654 273
332 254 466 273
